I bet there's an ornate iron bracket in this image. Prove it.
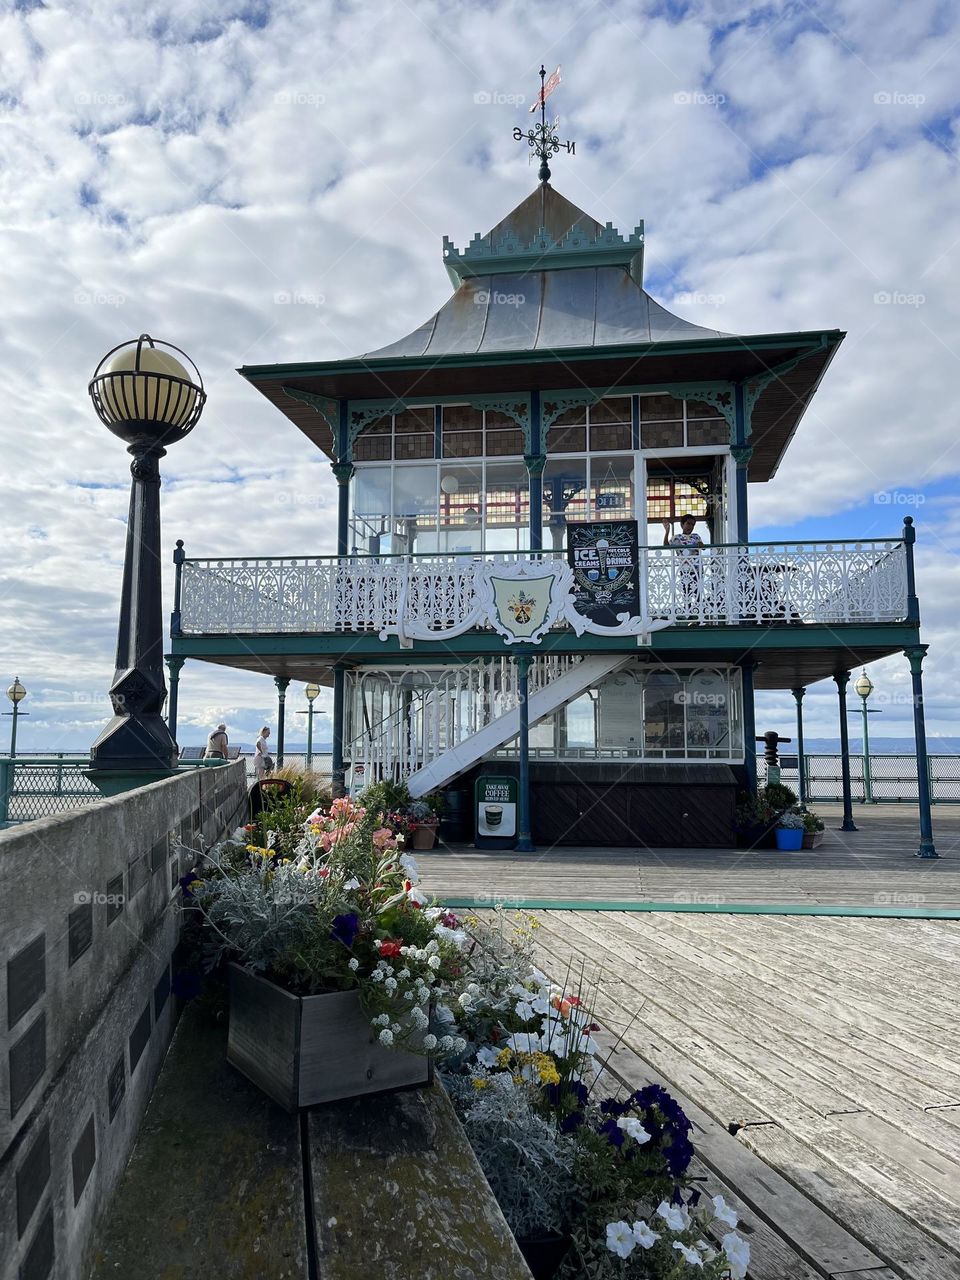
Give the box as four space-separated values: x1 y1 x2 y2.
282 386 340 441
465 394 533 452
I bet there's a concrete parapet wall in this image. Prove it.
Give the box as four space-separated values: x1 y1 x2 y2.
0 761 247 1280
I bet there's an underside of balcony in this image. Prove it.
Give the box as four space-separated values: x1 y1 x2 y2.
170 621 920 690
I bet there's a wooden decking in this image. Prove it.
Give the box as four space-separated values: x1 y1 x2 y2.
511 909 960 1280
419 804 960 911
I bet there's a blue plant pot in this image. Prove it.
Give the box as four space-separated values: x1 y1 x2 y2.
775 827 804 850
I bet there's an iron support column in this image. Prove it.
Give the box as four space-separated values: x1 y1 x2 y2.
905 645 937 858
791 686 807 809
165 656 185 746
516 652 534 852
834 670 857 831
739 659 758 794
332 462 354 557
305 700 315 771
332 666 347 798
275 676 289 769
526 389 544 553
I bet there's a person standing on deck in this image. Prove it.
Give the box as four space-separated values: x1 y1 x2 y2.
203 723 229 760
254 726 273 779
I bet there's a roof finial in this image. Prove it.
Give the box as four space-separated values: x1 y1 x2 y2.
512 63 575 185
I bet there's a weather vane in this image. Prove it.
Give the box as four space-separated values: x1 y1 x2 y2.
513 64 576 183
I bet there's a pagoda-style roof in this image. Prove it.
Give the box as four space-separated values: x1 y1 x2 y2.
239 183 843 480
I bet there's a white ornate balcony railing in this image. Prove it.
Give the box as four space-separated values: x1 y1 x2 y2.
176 540 909 637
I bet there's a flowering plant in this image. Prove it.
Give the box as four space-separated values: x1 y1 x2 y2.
179 795 468 1056
776 809 804 829
443 912 751 1279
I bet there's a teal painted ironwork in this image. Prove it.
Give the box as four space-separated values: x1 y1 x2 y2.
515 652 534 853
274 675 290 768
465 393 532 452
281 386 339 443
791 686 807 808
905 643 937 858
436 897 960 920
834 670 858 832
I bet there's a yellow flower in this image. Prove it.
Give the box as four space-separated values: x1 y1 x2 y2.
471 1078 489 1090
497 1047 513 1067
534 1053 560 1086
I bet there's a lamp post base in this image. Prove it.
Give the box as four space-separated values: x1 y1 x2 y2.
84 766 178 798
90 711 178 776
916 839 939 859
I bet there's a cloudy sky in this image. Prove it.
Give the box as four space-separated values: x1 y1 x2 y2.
2 0 959 753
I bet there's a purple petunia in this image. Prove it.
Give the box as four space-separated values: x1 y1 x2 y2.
330 912 360 948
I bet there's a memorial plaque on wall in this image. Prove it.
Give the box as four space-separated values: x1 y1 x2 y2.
567 521 641 628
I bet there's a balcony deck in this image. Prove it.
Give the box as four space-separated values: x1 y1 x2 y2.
171 538 918 689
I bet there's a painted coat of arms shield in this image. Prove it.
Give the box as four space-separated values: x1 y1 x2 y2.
480 561 574 644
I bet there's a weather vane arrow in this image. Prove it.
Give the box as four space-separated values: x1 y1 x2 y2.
513 64 575 183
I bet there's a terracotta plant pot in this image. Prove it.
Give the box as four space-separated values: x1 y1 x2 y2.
226 964 431 1111
411 821 439 851
802 831 825 849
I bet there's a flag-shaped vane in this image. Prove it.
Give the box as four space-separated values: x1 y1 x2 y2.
529 64 561 112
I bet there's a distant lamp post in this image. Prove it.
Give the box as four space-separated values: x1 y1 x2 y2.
87 335 206 790
850 670 881 803
297 682 322 769
4 678 28 758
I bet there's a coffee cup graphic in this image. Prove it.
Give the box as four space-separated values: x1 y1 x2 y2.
484 804 503 827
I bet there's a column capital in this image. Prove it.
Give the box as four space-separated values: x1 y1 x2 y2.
904 643 928 673
730 444 754 468
833 668 851 690
331 461 355 485
274 675 291 696
790 686 805 703
165 656 185 676
524 453 546 477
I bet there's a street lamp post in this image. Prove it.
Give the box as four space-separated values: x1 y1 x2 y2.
296 682 322 769
849 670 881 803
86 335 205 792
4 678 28 757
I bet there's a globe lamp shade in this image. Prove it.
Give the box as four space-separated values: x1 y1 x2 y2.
89 334 205 448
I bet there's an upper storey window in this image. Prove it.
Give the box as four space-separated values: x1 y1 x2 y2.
545 394 728 452
352 405 526 462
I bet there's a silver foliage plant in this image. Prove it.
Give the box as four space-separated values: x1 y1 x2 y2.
444 1072 577 1238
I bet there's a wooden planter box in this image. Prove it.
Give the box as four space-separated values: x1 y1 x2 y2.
227 964 432 1111
803 831 825 849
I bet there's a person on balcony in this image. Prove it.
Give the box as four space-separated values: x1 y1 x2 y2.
663 513 704 552
663 515 705 619
203 723 229 760
254 726 274 779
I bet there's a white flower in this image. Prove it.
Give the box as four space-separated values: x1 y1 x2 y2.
427 955 441 970
404 991 414 1001
423 1033 437 1051
605 1221 636 1260
515 999 537 1022
711 1195 738 1229
721 1233 750 1280
617 1117 652 1144
425 939 439 954
476 1046 500 1068
672 1241 703 1267
632 1221 659 1249
347 957 359 972
343 877 360 891
656 1201 690 1232
374 1013 390 1027
384 977 397 993
458 992 473 1009
378 1028 394 1046
398 968 411 980
696 1240 716 1262
407 887 429 906
370 970 384 983
399 854 420 882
